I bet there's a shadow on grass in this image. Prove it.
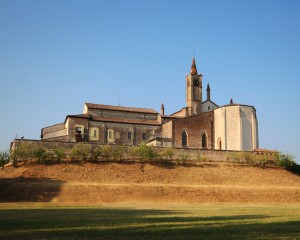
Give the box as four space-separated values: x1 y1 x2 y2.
0 208 299 240
0 177 64 202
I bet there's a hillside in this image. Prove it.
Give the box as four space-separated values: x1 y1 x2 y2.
0 161 299 205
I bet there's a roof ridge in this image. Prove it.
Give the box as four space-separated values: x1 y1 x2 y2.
85 103 158 114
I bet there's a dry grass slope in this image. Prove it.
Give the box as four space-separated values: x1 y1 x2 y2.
0 161 299 204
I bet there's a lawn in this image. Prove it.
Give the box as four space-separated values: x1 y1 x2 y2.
0 204 299 240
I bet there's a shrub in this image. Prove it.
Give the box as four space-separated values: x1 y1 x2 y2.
252 153 279 168
0 150 10 168
177 153 190 164
71 143 91 162
112 145 127 161
91 145 102 162
160 147 174 161
43 151 55 164
277 152 297 171
128 146 140 160
138 143 155 160
33 145 46 164
243 152 255 165
53 147 66 164
101 144 112 161
226 152 243 163
201 155 208 162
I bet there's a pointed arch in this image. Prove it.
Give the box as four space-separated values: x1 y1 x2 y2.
201 132 208 149
182 130 188 147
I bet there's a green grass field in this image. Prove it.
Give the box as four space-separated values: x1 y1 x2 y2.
0 204 299 240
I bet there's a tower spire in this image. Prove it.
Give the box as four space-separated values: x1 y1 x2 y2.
190 56 198 75
160 103 165 115
206 83 211 101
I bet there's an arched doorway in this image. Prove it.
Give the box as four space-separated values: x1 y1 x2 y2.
182 131 187 147
217 137 222 150
201 133 207 149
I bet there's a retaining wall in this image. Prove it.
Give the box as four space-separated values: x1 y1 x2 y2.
11 139 276 162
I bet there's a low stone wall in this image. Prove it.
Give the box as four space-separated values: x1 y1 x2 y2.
11 139 277 162
171 147 237 162
42 123 65 134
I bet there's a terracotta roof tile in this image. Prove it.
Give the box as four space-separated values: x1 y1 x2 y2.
91 116 161 126
64 114 90 122
85 103 158 114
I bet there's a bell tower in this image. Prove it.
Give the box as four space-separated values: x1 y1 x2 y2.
186 57 202 115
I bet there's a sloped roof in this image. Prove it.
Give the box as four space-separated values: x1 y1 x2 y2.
65 114 90 122
190 57 198 75
85 103 158 114
220 103 256 111
91 116 161 126
202 99 219 107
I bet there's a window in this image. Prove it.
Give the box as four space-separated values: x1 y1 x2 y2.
108 130 114 139
107 129 115 143
128 132 132 140
218 140 222 150
202 133 207 149
75 125 84 142
208 106 210 110
182 131 187 147
142 133 146 141
89 127 99 141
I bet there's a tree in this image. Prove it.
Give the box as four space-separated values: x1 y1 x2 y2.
0 150 10 168
12 142 33 165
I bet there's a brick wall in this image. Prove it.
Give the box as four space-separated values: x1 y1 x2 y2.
173 111 214 149
67 117 89 142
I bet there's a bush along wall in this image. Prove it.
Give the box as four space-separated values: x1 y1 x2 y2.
10 139 294 171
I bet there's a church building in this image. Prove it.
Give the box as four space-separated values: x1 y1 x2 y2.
41 58 259 151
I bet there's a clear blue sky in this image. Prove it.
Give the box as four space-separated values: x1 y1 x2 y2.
1 0 299 162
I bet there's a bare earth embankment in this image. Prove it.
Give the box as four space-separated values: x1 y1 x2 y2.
0 161 299 205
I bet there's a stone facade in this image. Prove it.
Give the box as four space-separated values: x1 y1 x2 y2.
41 123 68 141
42 104 161 146
41 57 259 151
214 105 258 151
186 57 202 116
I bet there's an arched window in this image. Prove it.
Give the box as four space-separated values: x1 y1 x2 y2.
202 133 207 149
217 137 222 150
182 131 187 147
